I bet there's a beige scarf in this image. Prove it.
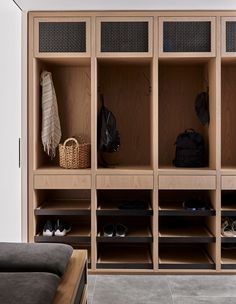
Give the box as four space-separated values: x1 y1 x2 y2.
40 71 61 158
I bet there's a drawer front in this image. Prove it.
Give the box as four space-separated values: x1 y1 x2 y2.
96 175 153 189
158 175 216 190
222 176 236 190
34 175 91 189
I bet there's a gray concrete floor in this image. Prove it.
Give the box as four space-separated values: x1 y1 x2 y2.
88 275 236 304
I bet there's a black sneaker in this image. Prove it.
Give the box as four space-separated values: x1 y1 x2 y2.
43 220 54 236
54 219 71 236
103 223 114 237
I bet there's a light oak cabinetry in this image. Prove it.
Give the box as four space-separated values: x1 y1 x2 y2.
27 11 236 273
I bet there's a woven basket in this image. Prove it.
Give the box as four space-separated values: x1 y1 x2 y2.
59 137 91 169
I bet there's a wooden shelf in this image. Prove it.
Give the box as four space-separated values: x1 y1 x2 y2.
97 226 152 243
158 167 216 176
97 201 152 216
96 166 153 175
34 166 92 175
159 226 215 243
35 199 91 216
221 247 236 269
97 245 153 269
35 225 91 244
159 245 215 269
159 201 215 216
221 204 236 216
221 236 236 243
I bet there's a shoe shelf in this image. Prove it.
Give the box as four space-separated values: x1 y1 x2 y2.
35 223 91 244
221 236 236 243
97 244 153 269
97 200 153 216
221 191 236 216
159 245 215 269
159 226 215 243
35 199 91 216
159 201 215 216
97 225 153 243
221 246 236 269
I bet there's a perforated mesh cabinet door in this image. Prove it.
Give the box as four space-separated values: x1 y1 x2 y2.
101 21 149 52
163 21 211 52
226 21 236 52
39 22 86 53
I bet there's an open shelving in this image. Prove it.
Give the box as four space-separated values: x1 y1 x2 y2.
159 245 215 269
97 244 153 269
97 59 152 170
26 11 236 274
34 58 91 171
158 58 216 170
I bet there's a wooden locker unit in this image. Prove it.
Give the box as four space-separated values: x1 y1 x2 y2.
27 11 236 274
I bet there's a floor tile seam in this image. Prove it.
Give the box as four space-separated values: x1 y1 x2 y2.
172 295 236 298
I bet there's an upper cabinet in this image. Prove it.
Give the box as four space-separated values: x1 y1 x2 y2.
34 17 91 57
222 17 236 57
96 17 153 57
159 17 216 57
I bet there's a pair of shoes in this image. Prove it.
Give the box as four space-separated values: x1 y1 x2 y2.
103 223 128 237
221 217 236 237
43 219 71 237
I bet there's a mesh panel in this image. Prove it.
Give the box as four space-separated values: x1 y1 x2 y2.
163 21 211 52
101 21 148 52
226 21 236 52
39 22 86 53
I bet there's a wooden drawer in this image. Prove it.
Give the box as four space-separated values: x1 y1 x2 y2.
34 175 91 189
221 176 236 190
96 175 153 189
158 175 216 190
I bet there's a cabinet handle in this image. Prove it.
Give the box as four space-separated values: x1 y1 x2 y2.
19 138 21 168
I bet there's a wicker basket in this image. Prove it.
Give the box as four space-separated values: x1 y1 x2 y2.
59 137 91 169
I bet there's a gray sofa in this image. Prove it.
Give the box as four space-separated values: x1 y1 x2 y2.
0 243 85 304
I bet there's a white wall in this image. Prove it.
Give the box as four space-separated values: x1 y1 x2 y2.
0 0 21 241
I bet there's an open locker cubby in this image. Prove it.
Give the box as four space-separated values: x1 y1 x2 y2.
97 190 153 216
97 244 153 269
221 190 236 269
158 58 216 170
97 59 152 169
96 190 153 268
34 58 91 170
221 190 236 216
34 189 91 246
159 190 216 216
159 244 215 269
221 61 236 168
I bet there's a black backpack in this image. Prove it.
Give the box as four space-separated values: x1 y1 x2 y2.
97 94 120 153
173 129 205 167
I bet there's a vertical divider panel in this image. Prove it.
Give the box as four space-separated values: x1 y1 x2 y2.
91 16 97 271
28 13 35 242
215 16 222 271
153 16 159 271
